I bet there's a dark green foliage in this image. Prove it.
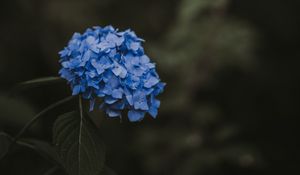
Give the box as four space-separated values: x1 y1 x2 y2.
53 111 105 175
2 76 106 175
11 77 64 94
1 0 300 174
0 95 36 130
18 139 62 167
12 95 75 144
0 133 12 159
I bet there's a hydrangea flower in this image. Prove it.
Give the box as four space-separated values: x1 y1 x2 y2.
58 26 165 122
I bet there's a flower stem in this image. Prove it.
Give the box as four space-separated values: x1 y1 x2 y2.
78 95 84 175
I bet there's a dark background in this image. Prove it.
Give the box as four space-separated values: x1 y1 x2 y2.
0 0 300 174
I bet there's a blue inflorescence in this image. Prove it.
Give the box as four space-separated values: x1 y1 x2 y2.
58 26 165 122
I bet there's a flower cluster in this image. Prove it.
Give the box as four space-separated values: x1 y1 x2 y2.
59 26 165 122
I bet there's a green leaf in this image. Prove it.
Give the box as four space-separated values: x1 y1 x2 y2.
18 139 62 166
53 111 105 175
0 134 65 170
12 77 64 93
0 132 12 159
11 96 75 148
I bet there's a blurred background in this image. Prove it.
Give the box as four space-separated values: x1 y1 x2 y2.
0 0 300 174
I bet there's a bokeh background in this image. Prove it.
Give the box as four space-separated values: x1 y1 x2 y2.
1 0 300 174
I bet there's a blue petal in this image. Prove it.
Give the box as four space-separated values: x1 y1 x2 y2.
133 90 149 110
69 58 81 68
112 88 123 99
59 68 74 81
125 75 140 89
71 32 81 40
148 107 158 118
128 110 145 122
59 49 69 57
135 101 149 110
99 56 112 69
80 50 91 66
87 80 99 89
104 96 118 104
106 33 124 46
148 96 160 118
96 88 105 97
128 55 140 66
62 61 70 68
102 85 113 95
89 99 95 111
72 85 81 95
132 67 144 77
126 94 133 105
86 70 97 78
106 109 121 117
91 59 105 74
140 55 150 64
119 68 127 78
111 101 125 110
144 76 159 88
151 97 161 108
112 62 127 78
105 73 120 88
74 67 85 76
86 36 97 45
153 82 166 95
124 88 133 105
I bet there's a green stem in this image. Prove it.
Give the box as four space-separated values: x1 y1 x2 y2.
78 95 84 175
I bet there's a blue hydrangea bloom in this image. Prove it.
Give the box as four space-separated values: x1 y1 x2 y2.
58 26 165 122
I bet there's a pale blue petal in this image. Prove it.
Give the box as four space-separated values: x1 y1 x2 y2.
106 109 121 117
104 96 118 104
140 55 150 64
112 88 123 99
128 110 145 122
127 40 142 51
144 76 159 88
148 107 158 118
89 99 95 111
126 94 133 105
72 85 81 95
